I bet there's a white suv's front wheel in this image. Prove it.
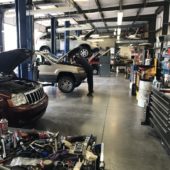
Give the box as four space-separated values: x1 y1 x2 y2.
58 76 75 93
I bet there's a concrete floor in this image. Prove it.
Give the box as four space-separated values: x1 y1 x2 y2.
34 74 170 170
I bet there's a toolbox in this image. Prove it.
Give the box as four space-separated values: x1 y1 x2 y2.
142 87 170 152
0 128 105 170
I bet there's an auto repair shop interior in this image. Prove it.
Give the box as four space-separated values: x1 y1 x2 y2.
0 0 170 170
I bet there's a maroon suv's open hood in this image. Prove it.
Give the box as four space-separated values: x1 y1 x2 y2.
0 49 33 74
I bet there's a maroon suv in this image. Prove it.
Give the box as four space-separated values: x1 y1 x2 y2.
0 49 48 126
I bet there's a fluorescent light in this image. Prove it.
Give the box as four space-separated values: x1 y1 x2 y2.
117 36 120 40
117 28 121 35
117 11 123 25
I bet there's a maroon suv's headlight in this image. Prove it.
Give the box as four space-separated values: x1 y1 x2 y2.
9 93 27 107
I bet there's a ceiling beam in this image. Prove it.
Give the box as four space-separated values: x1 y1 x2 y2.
95 0 109 32
34 14 80 21
155 6 164 15
46 23 146 31
69 0 96 32
2 1 164 14
132 0 147 24
35 14 154 22
78 14 154 24
65 1 164 15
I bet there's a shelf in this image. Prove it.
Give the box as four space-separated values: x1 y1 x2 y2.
136 65 154 69
162 54 170 58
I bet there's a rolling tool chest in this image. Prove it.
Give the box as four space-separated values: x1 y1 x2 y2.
143 88 170 151
0 128 105 170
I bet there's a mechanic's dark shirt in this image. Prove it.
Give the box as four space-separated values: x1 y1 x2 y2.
75 56 92 73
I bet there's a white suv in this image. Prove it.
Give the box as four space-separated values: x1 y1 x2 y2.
34 51 87 93
35 30 99 58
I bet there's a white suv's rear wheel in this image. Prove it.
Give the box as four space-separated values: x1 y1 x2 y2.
58 76 75 93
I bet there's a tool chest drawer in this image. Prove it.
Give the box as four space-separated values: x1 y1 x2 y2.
148 88 170 151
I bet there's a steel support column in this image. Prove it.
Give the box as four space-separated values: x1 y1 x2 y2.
26 0 34 50
15 0 28 79
0 8 4 52
162 1 169 35
26 0 34 80
15 0 33 80
64 21 70 53
148 16 156 44
15 0 27 49
159 1 170 52
51 17 56 54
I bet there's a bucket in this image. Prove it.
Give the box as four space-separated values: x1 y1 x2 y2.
138 80 152 107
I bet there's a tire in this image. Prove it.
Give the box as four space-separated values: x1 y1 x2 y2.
79 46 92 58
40 46 51 53
58 76 75 93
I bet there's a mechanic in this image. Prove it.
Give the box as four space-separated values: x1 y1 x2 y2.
74 54 94 97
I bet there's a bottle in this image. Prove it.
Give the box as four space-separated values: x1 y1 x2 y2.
0 118 8 135
152 76 157 87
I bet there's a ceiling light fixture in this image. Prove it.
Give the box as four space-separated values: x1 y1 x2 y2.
117 11 123 26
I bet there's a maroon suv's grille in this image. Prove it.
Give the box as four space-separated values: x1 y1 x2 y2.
25 87 44 104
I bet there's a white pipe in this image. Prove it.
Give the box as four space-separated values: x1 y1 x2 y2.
47 24 92 32
56 25 92 32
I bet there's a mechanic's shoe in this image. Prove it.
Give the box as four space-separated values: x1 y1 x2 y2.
87 93 93 97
